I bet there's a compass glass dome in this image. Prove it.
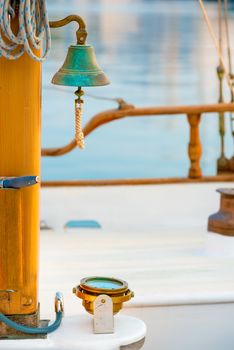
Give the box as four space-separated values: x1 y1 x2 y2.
84 277 123 290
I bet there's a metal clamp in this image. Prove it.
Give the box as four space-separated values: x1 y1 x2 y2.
55 292 64 314
0 176 39 189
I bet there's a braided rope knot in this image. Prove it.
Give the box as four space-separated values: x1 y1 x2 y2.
75 99 85 149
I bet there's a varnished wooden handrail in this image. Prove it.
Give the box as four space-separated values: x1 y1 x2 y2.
42 174 234 187
41 102 234 179
42 102 234 157
123 102 234 115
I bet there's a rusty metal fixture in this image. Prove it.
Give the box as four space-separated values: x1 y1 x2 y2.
73 277 134 315
208 188 234 236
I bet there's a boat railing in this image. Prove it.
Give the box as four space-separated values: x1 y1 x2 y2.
41 101 234 186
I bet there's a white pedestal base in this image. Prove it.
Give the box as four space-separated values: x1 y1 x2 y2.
0 314 146 350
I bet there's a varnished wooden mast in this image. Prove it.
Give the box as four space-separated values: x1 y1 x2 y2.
0 31 41 314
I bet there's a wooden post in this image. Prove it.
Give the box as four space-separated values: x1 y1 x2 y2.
0 47 41 317
187 114 202 179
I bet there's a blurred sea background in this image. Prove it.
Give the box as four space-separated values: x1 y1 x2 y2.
42 0 234 180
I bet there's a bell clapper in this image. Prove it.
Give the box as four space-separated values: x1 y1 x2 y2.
75 87 85 149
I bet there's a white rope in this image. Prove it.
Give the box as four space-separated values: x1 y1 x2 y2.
75 99 85 149
0 0 51 61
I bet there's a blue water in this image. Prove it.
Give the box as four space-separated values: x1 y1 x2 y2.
42 0 234 180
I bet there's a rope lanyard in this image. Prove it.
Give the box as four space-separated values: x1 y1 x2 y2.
0 0 51 61
75 88 85 149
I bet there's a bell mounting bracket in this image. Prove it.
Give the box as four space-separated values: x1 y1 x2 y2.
49 15 88 45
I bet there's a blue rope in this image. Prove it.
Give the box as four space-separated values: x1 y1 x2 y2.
0 311 62 334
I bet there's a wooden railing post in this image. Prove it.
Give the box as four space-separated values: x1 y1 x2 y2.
187 113 202 179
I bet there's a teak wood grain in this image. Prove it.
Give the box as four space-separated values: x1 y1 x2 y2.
0 41 41 314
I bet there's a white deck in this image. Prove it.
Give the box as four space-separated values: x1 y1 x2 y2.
39 183 234 350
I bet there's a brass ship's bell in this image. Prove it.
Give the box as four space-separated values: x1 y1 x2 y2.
52 44 110 87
